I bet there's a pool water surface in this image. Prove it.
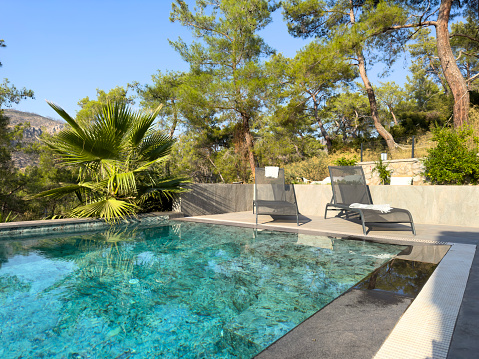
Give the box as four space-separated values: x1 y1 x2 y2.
0 221 407 358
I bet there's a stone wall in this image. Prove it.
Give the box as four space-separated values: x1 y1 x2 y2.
359 158 426 185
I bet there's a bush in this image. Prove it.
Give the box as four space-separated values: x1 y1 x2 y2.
333 156 358 166
284 155 329 184
423 126 479 185
373 158 392 185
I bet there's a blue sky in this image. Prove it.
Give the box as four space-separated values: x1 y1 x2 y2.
1 0 408 120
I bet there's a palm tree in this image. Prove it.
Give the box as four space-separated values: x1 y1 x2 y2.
36 101 188 222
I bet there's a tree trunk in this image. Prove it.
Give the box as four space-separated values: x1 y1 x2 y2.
348 1 396 154
312 94 332 152
206 154 225 183
357 51 397 154
242 115 256 177
388 105 398 126
435 0 470 127
168 100 179 138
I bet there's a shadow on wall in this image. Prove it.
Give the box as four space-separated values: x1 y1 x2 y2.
180 184 254 217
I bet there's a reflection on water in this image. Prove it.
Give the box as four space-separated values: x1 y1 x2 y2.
354 258 438 297
0 222 406 358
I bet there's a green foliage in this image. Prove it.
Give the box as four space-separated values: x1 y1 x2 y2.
274 41 357 151
333 156 358 166
450 16 479 86
423 126 479 185
0 47 34 219
21 140 78 220
373 158 392 185
407 28 447 94
324 90 373 141
36 101 189 222
0 79 34 108
0 211 17 223
169 0 278 173
76 87 134 125
134 71 189 137
390 111 448 138
284 154 329 184
0 111 31 220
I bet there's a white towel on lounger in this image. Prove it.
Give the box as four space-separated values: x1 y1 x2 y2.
349 203 392 213
265 166 279 178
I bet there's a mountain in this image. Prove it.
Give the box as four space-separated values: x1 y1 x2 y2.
3 109 65 169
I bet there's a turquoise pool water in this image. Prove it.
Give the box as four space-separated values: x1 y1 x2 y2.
0 221 406 358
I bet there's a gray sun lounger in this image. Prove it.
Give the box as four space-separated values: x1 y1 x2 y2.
325 166 416 235
253 167 299 226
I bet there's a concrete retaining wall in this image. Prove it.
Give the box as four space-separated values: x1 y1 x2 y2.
179 184 254 217
179 183 479 227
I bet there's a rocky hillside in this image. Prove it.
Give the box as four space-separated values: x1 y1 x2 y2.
4 109 65 169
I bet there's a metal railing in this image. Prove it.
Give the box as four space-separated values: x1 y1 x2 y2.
359 135 434 162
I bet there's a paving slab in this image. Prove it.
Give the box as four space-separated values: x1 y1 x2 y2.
256 289 413 359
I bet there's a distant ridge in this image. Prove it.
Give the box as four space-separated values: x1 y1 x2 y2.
3 109 66 169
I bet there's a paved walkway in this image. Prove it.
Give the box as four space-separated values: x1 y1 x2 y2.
177 212 479 359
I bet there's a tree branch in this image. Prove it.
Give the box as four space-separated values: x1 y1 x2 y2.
467 72 479 83
450 33 479 44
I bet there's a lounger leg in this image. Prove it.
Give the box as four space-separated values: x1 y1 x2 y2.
359 211 367 235
324 204 329 219
411 222 416 235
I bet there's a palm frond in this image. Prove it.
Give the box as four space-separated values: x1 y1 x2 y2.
46 101 86 138
70 198 139 223
32 184 93 200
136 177 189 200
42 127 119 165
95 102 132 142
139 131 174 161
107 171 137 197
129 104 164 147
133 156 170 173
40 100 189 222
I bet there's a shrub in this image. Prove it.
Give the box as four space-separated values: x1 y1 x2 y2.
284 155 329 184
373 158 392 185
333 156 358 166
423 126 479 185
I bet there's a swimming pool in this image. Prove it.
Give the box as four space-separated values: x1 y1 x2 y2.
0 221 407 358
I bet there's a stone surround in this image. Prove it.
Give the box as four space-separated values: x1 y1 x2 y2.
0 212 183 238
359 158 426 185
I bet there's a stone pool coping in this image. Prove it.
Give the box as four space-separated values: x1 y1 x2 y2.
176 213 477 359
0 211 183 239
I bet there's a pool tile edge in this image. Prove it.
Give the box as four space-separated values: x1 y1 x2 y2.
0 212 184 238
374 243 476 359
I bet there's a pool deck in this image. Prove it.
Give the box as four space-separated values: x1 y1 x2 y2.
176 212 479 359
